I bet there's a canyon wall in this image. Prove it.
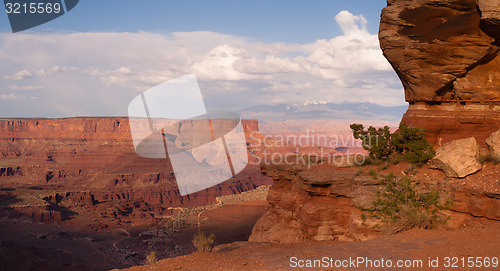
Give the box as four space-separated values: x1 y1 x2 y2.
380 0 500 145
0 117 270 227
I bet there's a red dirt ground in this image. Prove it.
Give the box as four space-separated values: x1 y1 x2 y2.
121 217 500 271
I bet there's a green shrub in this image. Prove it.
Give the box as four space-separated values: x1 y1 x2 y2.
360 213 367 226
361 173 451 234
391 124 435 164
350 123 435 165
192 232 215 252
350 124 393 160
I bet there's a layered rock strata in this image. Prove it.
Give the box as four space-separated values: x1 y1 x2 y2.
380 0 500 145
0 118 271 226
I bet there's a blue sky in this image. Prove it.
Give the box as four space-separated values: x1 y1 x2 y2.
0 0 387 43
0 0 403 118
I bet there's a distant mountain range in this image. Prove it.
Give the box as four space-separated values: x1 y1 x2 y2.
239 102 408 122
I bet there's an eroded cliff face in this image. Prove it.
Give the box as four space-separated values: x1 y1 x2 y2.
249 161 500 243
380 0 500 145
249 163 381 243
0 118 270 228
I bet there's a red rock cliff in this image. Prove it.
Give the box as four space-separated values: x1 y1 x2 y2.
0 118 270 226
380 0 500 145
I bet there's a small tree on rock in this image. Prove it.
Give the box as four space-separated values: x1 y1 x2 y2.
350 123 393 160
391 124 435 164
350 123 435 165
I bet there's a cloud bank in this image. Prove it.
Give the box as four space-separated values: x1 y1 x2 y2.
0 11 404 118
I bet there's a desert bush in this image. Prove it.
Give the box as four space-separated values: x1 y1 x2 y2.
350 123 435 165
478 153 500 165
360 173 451 234
192 232 215 252
145 251 157 265
391 124 435 164
350 124 393 160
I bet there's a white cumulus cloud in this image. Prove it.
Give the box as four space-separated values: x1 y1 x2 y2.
3 69 33 80
0 11 403 118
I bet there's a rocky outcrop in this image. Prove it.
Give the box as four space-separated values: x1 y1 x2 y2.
250 161 500 243
380 0 500 145
249 164 380 243
486 129 500 157
430 137 483 178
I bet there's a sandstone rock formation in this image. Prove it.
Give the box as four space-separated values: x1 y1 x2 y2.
249 163 380 243
250 160 500 243
486 129 500 156
430 137 482 178
380 0 500 146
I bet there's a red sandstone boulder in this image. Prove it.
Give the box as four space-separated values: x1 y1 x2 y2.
486 129 500 157
430 137 483 178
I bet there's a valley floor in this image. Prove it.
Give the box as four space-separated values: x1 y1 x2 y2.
121 219 500 271
0 194 269 270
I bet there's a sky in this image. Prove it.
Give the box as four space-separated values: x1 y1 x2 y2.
0 0 404 118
